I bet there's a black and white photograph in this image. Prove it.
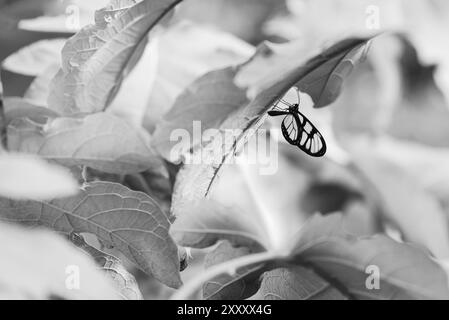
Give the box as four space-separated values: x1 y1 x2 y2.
1 0 449 306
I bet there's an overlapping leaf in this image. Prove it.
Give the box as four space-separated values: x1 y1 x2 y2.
203 241 262 300
48 0 183 115
351 150 449 259
290 214 449 299
0 221 118 299
175 206 449 299
71 233 143 300
7 112 166 175
249 266 347 300
0 181 181 288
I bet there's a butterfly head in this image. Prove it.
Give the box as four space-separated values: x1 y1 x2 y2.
289 103 299 113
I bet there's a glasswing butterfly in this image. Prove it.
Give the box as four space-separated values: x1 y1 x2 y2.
268 88 327 157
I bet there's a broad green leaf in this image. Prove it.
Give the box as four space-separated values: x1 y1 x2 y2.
0 221 118 299
351 149 449 259
48 0 183 115
290 214 449 300
249 266 347 300
71 233 143 300
203 241 262 300
8 113 166 175
0 181 182 288
0 153 78 200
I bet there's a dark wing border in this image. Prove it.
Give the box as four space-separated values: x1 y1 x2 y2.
293 111 327 157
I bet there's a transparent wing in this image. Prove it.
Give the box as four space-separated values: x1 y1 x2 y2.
268 87 301 115
281 114 299 144
294 111 326 157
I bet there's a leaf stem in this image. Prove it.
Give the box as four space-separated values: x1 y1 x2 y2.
171 250 281 300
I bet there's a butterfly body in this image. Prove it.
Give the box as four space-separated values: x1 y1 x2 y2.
268 90 326 157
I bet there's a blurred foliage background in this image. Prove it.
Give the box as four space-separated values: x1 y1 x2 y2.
2 0 449 299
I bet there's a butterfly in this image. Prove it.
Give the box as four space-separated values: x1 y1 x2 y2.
268 88 327 157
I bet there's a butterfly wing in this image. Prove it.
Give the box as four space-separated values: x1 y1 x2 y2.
267 97 293 117
281 114 299 144
293 111 327 157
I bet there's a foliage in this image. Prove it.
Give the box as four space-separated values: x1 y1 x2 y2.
0 0 448 300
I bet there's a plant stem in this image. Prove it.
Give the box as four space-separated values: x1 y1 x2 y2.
171 250 282 300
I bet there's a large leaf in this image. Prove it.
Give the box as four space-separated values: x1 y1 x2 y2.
249 266 347 300
171 162 449 299
0 221 118 299
8 112 166 175
0 181 181 288
165 37 372 221
175 209 449 299
153 38 370 162
351 149 449 259
48 0 183 115
0 153 78 200
290 214 449 300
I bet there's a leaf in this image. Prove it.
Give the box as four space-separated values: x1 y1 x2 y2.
71 233 143 300
351 150 449 259
203 241 261 300
2 39 65 76
0 71 5 148
174 196 449 299
0 153 78 200
0 221 118 299
153 37 371 162
249 266 347 300
295 40 369 108
48 0 183 115
17 1 110 33
290 214 449 300
142 21 254 132
24 63 60 107
172 199 265 249
0 181 181 288
0 6 70 63
171 147 327 251
4 97 59 124
163 37 373 220
8 113 166 175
